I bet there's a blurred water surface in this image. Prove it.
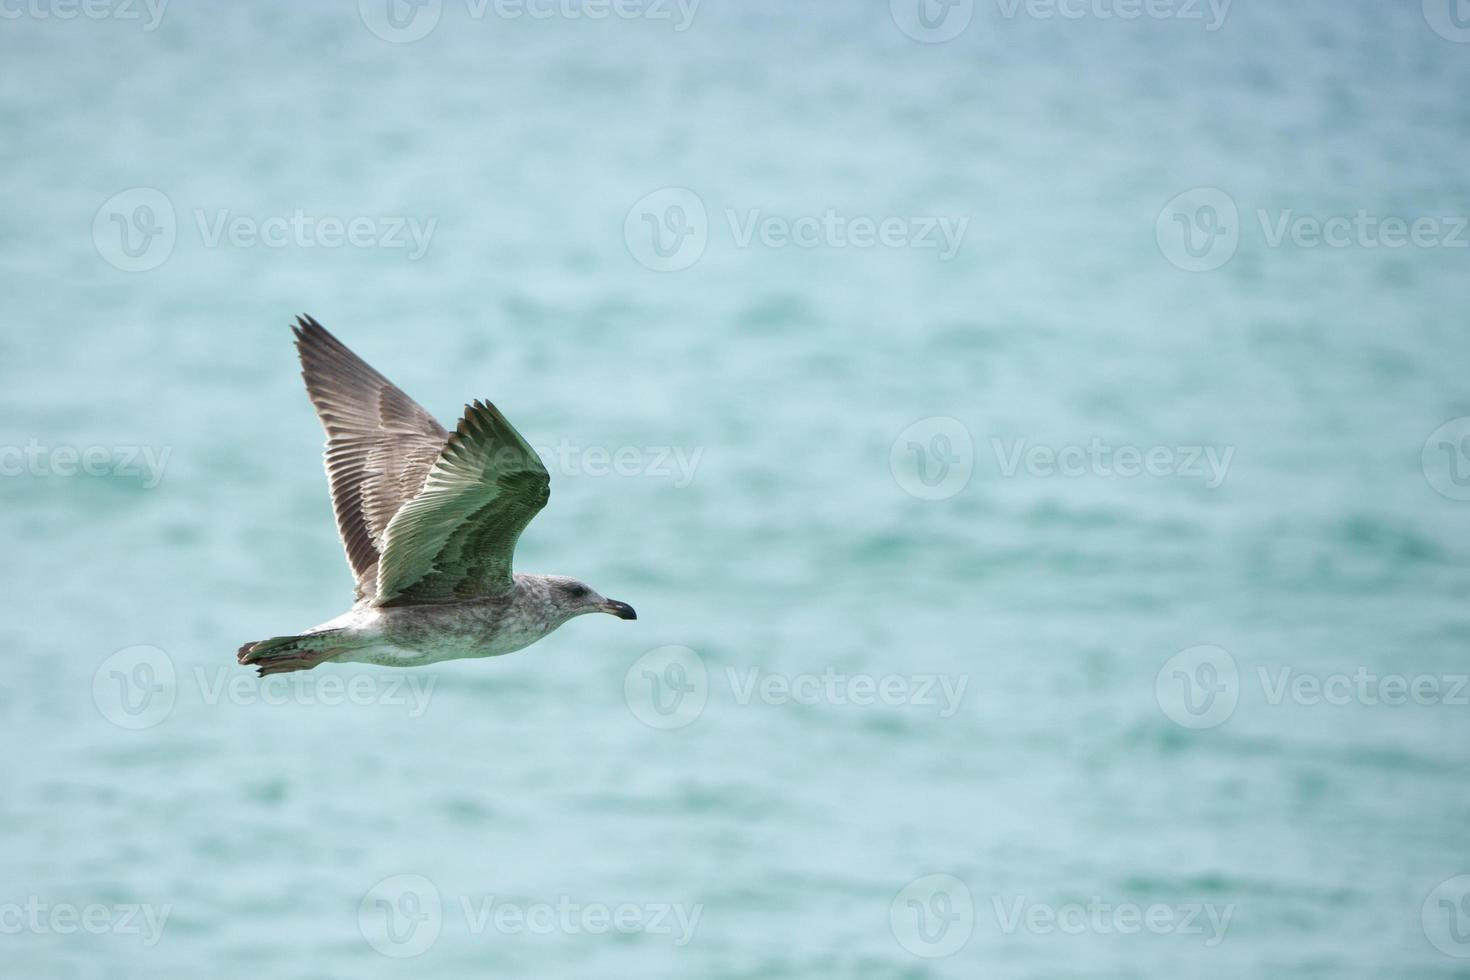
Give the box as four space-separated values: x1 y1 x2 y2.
3 2 1470 977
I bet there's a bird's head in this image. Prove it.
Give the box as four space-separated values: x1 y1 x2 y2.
546 576 637 621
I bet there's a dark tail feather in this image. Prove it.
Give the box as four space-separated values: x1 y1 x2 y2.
237 633 342 677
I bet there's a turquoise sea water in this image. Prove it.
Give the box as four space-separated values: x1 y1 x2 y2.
4 2 1470 977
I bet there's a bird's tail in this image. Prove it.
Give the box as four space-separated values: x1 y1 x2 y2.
236 631 345 677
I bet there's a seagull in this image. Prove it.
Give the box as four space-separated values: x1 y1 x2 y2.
237 315 636 676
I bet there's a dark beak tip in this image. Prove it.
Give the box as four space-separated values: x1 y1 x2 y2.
612 601 637 621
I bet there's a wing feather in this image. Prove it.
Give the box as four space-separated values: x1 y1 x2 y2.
374 399 550 606
292 315 449 599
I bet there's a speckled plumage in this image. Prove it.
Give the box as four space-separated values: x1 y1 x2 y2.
301 575 619 669
237 317 635 676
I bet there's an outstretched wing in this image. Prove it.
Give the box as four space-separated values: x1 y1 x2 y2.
374 399 550 606
292 314 449 600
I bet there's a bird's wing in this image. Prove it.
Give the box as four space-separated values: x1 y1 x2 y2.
293 314 449 600
373 399 550 606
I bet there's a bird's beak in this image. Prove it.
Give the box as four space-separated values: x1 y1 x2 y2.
601 599 637 621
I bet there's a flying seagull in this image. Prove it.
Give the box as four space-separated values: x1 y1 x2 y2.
237 315 636 676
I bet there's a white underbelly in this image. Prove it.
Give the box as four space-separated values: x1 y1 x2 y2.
334 642 481 668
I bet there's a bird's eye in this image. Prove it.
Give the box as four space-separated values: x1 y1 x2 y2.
566 584 589 598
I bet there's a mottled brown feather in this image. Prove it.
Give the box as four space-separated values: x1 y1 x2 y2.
292 314 449 600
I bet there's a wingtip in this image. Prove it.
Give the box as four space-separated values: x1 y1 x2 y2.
460 399 510 441
292 315 340 360
465 398 506 424
454 400 486 439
